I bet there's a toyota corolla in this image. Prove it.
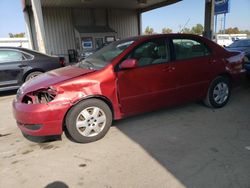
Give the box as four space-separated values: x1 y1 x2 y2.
13 34 246 143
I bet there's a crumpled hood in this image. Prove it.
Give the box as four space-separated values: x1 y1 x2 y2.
20 65 95 93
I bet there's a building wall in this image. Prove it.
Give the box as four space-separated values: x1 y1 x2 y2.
28 8 39 50
28 7 139 57
43 8 75 56
108 9 139 39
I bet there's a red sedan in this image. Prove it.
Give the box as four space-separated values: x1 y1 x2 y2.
13 34 246 143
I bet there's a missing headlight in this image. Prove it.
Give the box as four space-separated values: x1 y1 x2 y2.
22 88 57 104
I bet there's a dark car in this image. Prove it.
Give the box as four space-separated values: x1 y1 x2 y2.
0 47 65 91
13 34 246 143
226 39 250 75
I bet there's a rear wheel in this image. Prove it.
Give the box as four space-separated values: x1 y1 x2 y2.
204 76 231 108
65 99 112 143
25 71 43 82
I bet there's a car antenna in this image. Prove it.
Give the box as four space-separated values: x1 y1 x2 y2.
179 18 190 33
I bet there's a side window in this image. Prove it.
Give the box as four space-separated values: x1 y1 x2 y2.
23 53 33 60
128 39 169 67
0 50 24 63
173 39 211 60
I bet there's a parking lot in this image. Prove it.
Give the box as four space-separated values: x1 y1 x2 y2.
0 81 250 188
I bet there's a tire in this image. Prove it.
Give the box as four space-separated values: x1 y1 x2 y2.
204 76 231 108
25 71 43 82
65 99 112 143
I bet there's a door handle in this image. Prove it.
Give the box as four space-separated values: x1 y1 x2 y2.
18 65 27 68
162 66 175 72
210 59 217 64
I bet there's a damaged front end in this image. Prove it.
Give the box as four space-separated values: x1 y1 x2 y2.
13 86 72 136
21 87 57 104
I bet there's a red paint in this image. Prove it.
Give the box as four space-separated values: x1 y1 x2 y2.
12 34 246 136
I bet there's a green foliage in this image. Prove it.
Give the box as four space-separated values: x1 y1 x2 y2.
181 27 191 34
191 24 204 35
9 32 25 38
162 27 172 34
144 26 154 35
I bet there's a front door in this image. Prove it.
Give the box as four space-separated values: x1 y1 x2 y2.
117 38 178 116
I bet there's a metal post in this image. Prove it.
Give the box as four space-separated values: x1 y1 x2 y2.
137 11 142 35
23 8 34 49
214 14 217 34
31 0 47 53
223 13 226 34
203 0 215 40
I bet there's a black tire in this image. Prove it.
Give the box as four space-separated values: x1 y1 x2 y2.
204 76 231 108
65 99 112 143
25 71 43 82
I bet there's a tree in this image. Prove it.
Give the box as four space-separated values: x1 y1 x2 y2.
181 27 192 34
9 32 25 38
240 30 250 35
225 27 240 34
162 27 172 34
144 26 154 35
191 24 204 35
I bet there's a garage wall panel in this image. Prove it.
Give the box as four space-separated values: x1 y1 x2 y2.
43 8 75 56
108 9 138 39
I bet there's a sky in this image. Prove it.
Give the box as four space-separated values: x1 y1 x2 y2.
142 0 250 33
0 0 249 37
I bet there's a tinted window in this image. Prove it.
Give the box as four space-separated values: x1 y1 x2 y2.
127 39 169 67
0 50 24 63
173 39 211 60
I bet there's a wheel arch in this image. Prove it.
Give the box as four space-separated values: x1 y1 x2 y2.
217 72 232 87
62 95 114 130
23 68 45 82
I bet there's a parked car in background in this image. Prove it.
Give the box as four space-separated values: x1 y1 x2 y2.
0 47 65 91
226 39 250 76
13 34 246 143
215 34 247 47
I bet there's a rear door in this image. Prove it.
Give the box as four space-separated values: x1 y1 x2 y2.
170 37 214 102
0 49 25 89
116 38 179 116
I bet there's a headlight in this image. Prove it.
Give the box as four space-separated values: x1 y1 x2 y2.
22 87 58 104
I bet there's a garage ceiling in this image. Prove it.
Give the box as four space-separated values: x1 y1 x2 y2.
24 0 181 12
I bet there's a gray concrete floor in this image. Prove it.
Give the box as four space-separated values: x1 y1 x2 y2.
0 81 250 188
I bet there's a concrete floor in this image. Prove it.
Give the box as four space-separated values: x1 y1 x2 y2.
0 82 250 188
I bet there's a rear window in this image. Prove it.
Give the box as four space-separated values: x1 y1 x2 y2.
173 39 211 60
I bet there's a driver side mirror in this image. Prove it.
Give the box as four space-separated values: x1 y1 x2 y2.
120 59 138 69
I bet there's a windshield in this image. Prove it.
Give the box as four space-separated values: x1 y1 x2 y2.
79 39 134 70
228 39 250 48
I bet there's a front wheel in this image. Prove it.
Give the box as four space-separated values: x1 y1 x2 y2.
65 99 112 143
25 71 43 82
204 76 231 108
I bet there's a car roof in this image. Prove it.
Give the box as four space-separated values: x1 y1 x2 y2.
0 46 56 57
124 33 205 42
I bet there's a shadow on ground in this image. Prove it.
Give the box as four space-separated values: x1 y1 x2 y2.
114 81 250 188
22 133 61 143
45 181 69 188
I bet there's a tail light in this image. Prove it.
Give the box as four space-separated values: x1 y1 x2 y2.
226 52 245 71
226 52 245 64
59 57 65 67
